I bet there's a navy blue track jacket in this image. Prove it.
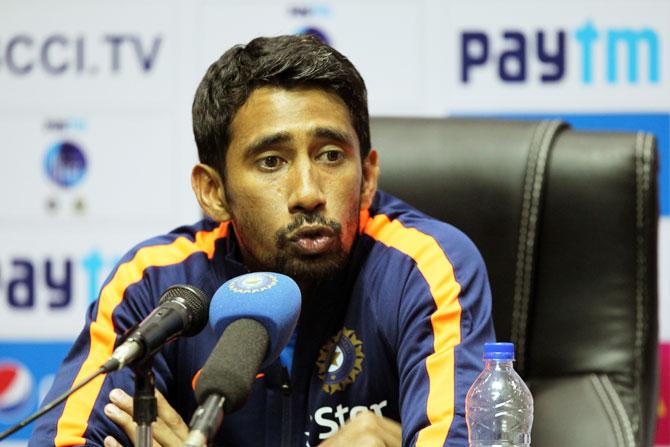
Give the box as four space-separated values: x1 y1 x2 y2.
29 190 495 447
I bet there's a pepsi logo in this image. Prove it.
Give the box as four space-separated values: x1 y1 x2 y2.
0 360 34 423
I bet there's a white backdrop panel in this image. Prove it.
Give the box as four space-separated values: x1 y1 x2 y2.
438 0 670 113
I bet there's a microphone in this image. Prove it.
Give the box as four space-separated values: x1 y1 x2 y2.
103 284 210 372
183 272 301 447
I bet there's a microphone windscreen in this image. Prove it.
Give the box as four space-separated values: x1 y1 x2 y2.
209 272 301 368
195 318 269 413
159 284 210 336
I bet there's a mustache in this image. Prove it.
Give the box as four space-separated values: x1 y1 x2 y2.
276 214 342 244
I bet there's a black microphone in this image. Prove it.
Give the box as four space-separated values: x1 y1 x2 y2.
183 272 301 447
102 284 210 372
185 319 270 447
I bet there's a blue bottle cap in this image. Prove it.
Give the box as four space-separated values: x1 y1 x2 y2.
483 342 515 360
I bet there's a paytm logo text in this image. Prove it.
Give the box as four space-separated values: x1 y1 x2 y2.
0 33 162 77
1 250 119 310
461 19 660 85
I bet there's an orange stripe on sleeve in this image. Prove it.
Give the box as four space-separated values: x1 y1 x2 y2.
363 214 463 447
191 369 202 391
54 222 229 446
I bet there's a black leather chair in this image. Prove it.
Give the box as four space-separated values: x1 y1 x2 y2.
371 118 659 447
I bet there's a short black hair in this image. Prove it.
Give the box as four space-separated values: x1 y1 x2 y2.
192 35 370 175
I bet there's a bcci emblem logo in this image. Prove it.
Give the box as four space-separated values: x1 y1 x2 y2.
316 327 364 394
228 272 278 294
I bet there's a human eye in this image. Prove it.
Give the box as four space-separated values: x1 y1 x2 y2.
256 155 286 171
317 149 345 164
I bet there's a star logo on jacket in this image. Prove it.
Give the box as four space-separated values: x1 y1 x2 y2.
316 327 364 394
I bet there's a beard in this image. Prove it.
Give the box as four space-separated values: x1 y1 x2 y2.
232 203 360 286
274 213 351 283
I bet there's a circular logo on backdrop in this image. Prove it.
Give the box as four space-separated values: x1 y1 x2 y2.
43 140 87 188
295 26 331 45
228 273 278 294
316 327 364 394
0 360 34 423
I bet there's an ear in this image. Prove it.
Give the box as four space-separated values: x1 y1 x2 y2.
191 163 232 222
360 149 380 210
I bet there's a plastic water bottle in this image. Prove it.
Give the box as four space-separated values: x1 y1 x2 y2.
465 342 533 447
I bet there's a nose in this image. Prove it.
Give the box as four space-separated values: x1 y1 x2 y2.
288 158 326 214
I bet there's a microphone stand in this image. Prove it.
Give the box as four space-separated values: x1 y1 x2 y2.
133 358 157 447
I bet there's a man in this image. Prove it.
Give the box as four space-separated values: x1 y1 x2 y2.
29 35 494 447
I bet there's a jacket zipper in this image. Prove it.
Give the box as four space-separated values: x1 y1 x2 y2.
280 365 292 447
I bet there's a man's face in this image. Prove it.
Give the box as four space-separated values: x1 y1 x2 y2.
221 86 378 284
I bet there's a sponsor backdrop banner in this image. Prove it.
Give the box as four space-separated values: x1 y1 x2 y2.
0 0 667 445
